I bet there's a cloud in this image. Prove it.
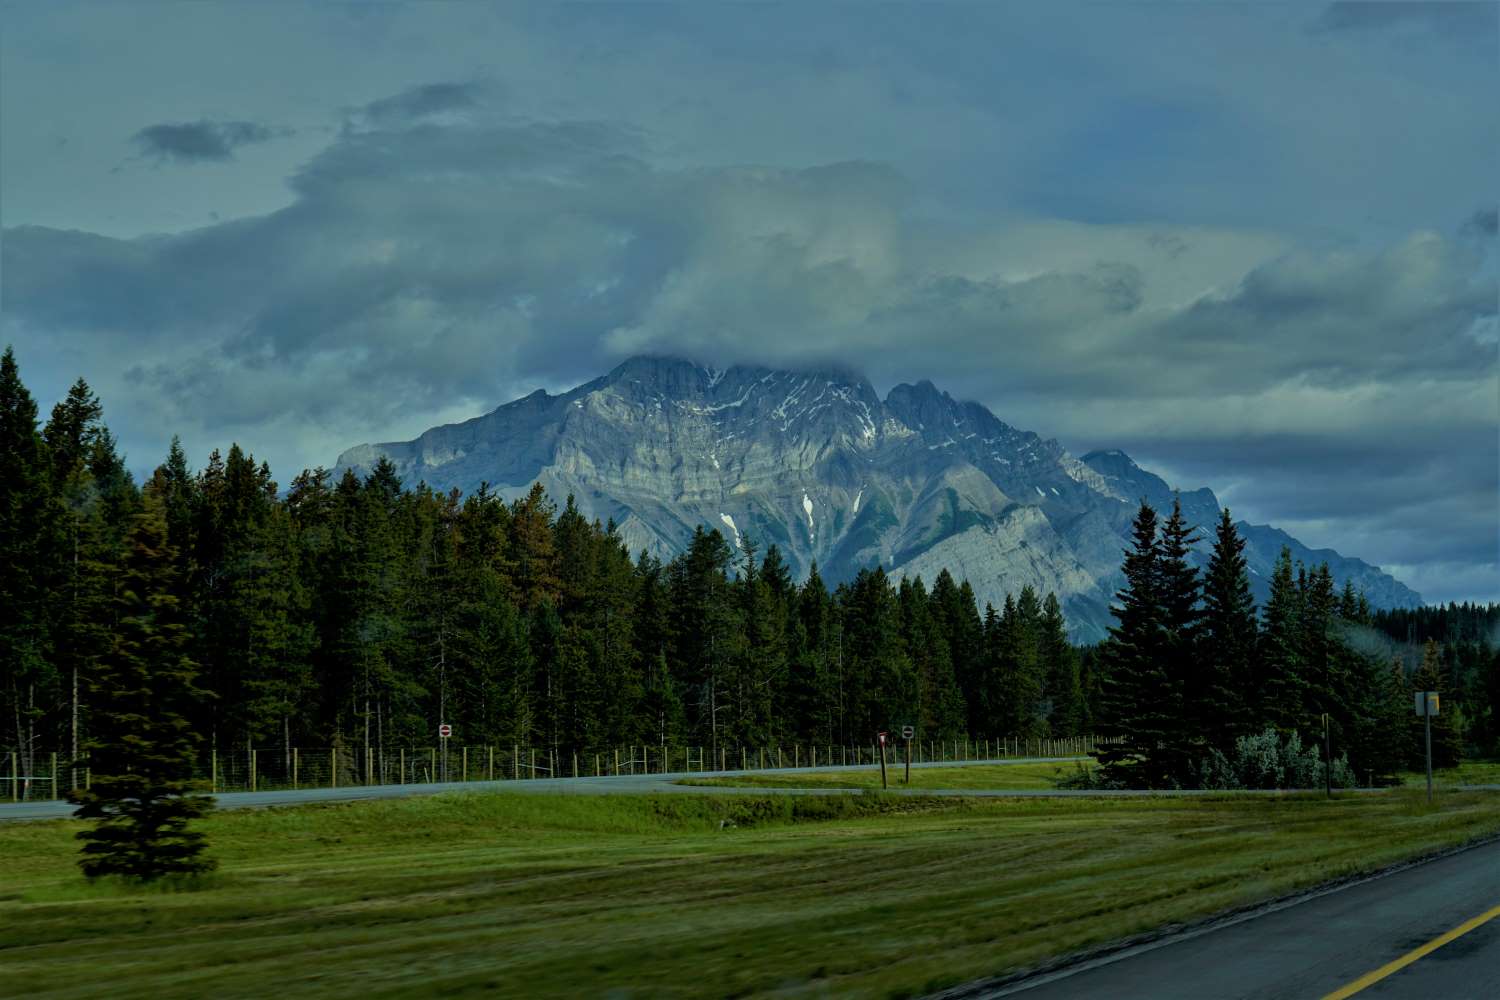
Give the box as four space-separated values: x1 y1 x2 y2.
5 90 1497 601
355 81 489 126
1464 207 1498 238
1312 2 1499 39
129 120 289 164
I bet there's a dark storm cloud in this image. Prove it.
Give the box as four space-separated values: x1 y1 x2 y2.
1313 2 1499 39
130 120 287 164
1465 207 1498 238
356 81 488 125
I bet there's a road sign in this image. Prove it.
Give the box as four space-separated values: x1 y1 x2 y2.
877 731 887 746
901 725 915 740
438 723 453 738
1414 692 1439 803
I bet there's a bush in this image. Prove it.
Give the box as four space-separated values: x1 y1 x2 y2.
1050 762 1125 790
1197 728 1358 790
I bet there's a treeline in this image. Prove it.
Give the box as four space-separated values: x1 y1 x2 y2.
1371 603 1500 754
1 351 1093 772
1096 501 1499 787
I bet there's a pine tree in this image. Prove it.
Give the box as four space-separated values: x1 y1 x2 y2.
0 346 58 794
1301 563 1347 745
1409 640 1461 769
1095 502 1172 786
1040 593 1084 737
1259 547 1306 731
1200 508 1256 747
69 489 215 881
1156 498 1201 779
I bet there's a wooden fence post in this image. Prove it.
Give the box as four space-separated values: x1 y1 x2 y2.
10 752 16 801
250 748 257 792
293 747 300 789
488 746 494 781
330 747 336 788
211 748 218 792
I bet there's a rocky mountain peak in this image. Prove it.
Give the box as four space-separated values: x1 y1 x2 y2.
335 355 1422 639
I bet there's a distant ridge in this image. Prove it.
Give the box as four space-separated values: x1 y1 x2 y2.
336 356 1421 640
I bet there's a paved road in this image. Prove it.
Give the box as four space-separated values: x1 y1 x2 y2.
0 757 1101 822
970 836 1500 1000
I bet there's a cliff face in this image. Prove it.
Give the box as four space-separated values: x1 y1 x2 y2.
336 356 1422 640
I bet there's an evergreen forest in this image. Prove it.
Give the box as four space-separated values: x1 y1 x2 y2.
2 349 1496 789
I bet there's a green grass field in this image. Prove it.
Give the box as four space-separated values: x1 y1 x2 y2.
3 787 1498 999
680 760 1092 790
1400 760 1500 788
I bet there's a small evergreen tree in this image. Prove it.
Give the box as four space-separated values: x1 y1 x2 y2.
69 489 215 881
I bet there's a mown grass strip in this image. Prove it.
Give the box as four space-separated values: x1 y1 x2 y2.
678 760 1092 791
1 787 1497 999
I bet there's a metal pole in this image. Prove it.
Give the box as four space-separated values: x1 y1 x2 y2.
1425 700 1433 804
1323 714 1332 799
878 737 888 789
904 738 911 784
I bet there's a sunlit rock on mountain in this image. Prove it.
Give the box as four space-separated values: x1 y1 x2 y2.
336 356 1421 640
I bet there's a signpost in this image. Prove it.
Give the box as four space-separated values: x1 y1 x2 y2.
877 731 889 789
1321 713 1332 799
1414 692 1438 803
438 724 453 783
901 725 915 784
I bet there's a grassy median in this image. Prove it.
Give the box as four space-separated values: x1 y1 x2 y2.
3 787 1498 999
679 759 1092 790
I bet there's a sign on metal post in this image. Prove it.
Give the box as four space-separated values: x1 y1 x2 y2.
1413 692 1437 802
438 724 453 783
876 732 889 789
900 725 914 784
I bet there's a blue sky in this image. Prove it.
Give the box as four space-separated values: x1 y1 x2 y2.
2 1 1496 602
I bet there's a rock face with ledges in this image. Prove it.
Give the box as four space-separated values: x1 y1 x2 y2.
336 356 1422 640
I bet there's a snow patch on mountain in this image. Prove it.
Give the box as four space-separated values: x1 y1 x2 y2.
719 513 742 550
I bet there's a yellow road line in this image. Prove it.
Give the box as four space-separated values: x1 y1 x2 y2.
1322 902 1500 999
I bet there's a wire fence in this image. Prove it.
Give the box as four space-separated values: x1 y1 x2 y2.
4 734 1104 802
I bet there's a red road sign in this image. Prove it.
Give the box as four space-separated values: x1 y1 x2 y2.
877 731 887 745
438 724 453 738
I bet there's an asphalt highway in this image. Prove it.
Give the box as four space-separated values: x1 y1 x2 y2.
970 836 1500 1000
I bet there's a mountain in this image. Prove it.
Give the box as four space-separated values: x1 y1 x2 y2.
335 356 1421 640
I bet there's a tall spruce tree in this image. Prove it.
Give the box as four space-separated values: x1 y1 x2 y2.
1259 547 1306 731
1156 498 1201 780
1199 509 1257 747
0 347 58 793
69 488 215 881
1095 502 1172 786
1041 592 1084 737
